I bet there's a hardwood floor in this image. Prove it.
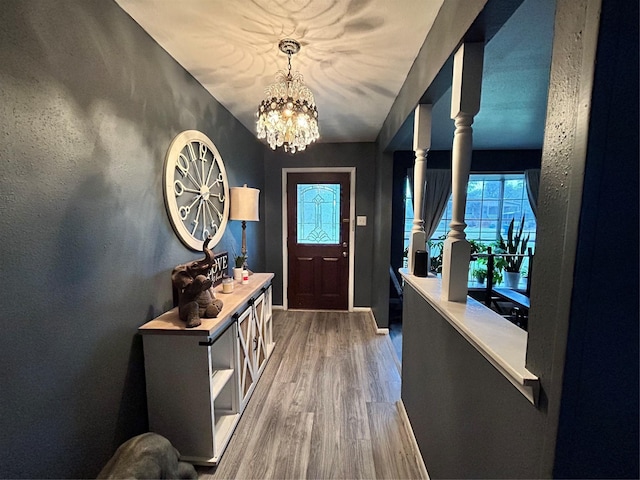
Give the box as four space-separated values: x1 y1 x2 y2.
198 310 425 479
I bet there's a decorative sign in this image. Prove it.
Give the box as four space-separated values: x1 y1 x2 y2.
209 251 229 287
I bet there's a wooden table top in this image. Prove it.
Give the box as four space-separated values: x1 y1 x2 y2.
138 272 274 336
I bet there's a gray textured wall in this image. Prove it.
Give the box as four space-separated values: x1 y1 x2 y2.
263 143 377 308
0 1 264 477
544 0 639 476
401 286 545 478
370 148 394 328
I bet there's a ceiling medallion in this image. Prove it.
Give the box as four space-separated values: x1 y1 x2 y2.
256 39 319 154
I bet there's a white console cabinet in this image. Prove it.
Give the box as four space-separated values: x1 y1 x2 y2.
139 273 274 465
236 285 274 410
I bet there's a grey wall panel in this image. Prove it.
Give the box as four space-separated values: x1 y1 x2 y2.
401 285 545 478
0 1 263 477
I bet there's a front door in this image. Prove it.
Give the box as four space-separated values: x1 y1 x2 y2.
287 172 350 310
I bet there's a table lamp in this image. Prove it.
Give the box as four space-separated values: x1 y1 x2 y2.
229 184 260 269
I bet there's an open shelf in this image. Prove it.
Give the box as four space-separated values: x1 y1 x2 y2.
211 369 234 399
214 410 239 456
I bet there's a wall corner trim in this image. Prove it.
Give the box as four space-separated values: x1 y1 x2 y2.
354 307 389 335
397 400 431 479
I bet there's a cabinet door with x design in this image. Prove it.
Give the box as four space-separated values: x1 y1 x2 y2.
236 304 256 411
235 289 274 411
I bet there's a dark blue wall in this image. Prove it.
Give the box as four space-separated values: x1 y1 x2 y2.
553 0 639 476
263 143 377 308
0 1 264 477
393 149 542 171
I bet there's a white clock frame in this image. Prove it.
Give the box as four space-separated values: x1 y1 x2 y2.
163 130 229 251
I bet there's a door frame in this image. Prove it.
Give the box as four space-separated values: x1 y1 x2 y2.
282 167 356 311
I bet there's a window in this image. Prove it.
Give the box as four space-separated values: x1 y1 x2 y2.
403 173 537 274
297 183 341 244
432 174 536 248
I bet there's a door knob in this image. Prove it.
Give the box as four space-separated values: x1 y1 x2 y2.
342 252 348 257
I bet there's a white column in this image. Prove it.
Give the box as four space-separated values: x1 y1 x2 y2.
408 104 432 274
441 43 484 302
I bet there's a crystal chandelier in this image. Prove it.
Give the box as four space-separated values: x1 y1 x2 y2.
256 39 319 153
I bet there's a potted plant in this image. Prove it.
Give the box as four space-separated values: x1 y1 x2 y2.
497 216 530 289
468 239 486 257
233 255 245 281
469 240 487 284
473 258 505 286
472 266 487 284
428 235 445 274
471 241 505 286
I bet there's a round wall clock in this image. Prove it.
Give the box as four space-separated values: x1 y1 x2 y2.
163 130 229 251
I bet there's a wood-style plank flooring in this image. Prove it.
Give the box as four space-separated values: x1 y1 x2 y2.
198 310 424 479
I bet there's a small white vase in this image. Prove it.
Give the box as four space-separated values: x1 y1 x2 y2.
233 267 243 281
505 271 521 289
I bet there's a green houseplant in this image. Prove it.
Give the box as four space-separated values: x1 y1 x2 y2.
428 235 445 274
472 257 504 285
470 241 505 285
497 216 530 288
233 254 246 280
234 255 246 269
472 266 487 284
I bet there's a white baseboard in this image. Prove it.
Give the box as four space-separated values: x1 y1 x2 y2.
353 307 389 335
397 400 430 479
272 305 285 310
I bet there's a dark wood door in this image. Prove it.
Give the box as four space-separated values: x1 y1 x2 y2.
287 172 350 310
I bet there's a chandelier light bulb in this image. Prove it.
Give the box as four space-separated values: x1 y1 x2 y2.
256 39 319 154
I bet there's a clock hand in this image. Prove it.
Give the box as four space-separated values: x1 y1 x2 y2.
190 200 204 237
187 143 205 187
200 199 217 241
205 198 224 221
179 195 202 220
198 198 219 240
176 153 202 191
199 142 211 187
211 172 224 187
204 154 216 186
173 180 199 196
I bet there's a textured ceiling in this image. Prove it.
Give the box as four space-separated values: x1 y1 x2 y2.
429 0 555 150
116 0 555 151
115 0 443 144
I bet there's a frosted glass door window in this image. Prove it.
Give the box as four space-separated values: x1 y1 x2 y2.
297 184 340 244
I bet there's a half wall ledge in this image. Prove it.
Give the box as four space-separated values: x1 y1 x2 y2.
399 269 539 405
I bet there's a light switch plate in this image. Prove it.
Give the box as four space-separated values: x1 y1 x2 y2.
356 215 367 226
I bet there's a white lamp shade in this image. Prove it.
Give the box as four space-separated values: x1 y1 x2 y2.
230 185 260 221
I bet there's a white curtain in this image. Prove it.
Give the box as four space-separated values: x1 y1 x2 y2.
525 169 541 217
